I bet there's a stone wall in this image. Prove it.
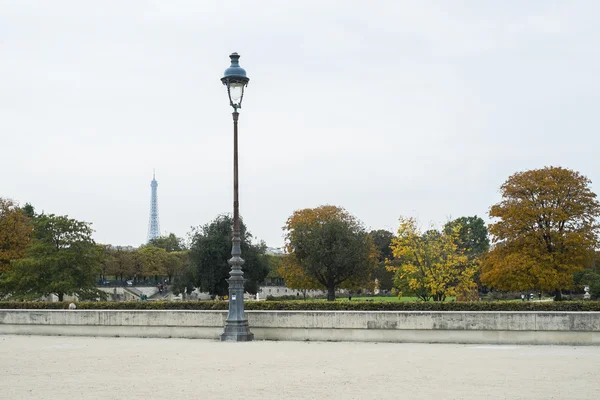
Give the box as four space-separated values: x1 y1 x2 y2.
1 310 599 345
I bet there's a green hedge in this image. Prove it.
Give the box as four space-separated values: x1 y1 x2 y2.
1 300 600 311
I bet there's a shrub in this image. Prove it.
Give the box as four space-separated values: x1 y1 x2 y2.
266 295 303 301
1 300 600 311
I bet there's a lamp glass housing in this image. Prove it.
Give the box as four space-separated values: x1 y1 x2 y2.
228 82 244 107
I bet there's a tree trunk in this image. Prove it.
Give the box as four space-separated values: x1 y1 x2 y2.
433 293 445 302
327 285 336 301
554 289 563 301
57 293 64 302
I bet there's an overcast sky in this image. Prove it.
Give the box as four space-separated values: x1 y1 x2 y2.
1 1 599 248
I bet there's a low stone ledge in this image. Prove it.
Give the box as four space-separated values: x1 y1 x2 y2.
1 310 599 345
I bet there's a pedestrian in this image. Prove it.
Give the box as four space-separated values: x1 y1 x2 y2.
538 292 542 301
521 294 525 301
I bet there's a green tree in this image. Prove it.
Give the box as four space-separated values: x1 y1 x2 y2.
170 251 195 298
106 246 135 283
284 205 377 301
481 166 600 297
98 244 114 283
22 203 36 219
188 214 269 297
369 230 395 292
369 230 394 261
573 252 600 300
444 216 489 259
138 246 168 280
130 249 145 284
165 251 188 284
264 254 284 286
148 233 185 252
0 214 103 301
170 264 196 298
443 216 489 292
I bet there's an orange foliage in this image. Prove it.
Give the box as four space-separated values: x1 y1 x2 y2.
0 198 33 272
481 167 600 292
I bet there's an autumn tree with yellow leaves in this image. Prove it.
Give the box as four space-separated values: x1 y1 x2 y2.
0 198 33 273
283 205 377 301
481 166 600 297
388 217 477 302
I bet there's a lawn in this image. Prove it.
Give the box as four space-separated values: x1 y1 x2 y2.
281 296 458 302
338 296 456 302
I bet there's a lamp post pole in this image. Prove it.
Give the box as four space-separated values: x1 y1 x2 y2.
221 53 253 342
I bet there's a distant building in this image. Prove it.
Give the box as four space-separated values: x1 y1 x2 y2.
266 247 285 255
108 245 137 251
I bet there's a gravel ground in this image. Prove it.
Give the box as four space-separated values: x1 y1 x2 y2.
1 335 599 400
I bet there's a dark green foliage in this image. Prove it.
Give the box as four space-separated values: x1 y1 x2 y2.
0 214 104 301
573 255 600 300
286 206 377 301
369 230 395 291
373 262 394 292
188 214 269 297
170 256 196 297
148 233 185 252
444 216 490 258
22 203 36 219
2 300 600 311
590 280 600 300
369 230 394 262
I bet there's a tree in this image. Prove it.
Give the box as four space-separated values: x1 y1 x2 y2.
388 217 476 302
188 214 269 297
0 198 33 273
170 262 196 298
164 251 188 284
481 166 600 297
369 230 394 261
148 233 185 252
22 203 36 219
283 205 377 301
443 216 489 259
106 246 135 283
277 254 321 298
98 244 114 283
138 245 168 280
444 216 489 293
130 249 145 283
574 256 600 300
369 230 395 292
168 251 193 296
0 214 103 301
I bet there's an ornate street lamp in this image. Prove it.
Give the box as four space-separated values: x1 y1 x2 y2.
220 52 253 342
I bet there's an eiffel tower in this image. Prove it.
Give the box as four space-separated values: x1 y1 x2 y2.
147 170 160 241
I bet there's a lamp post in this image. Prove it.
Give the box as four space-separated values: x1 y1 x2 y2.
220 52 254 342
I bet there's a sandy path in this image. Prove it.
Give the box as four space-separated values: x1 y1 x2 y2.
0 335 598 400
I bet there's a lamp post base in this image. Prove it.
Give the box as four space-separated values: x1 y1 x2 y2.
220 320 254 342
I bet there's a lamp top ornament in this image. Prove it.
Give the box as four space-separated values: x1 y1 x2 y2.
222 52 249 111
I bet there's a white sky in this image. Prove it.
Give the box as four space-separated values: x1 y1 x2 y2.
1 1 599 248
